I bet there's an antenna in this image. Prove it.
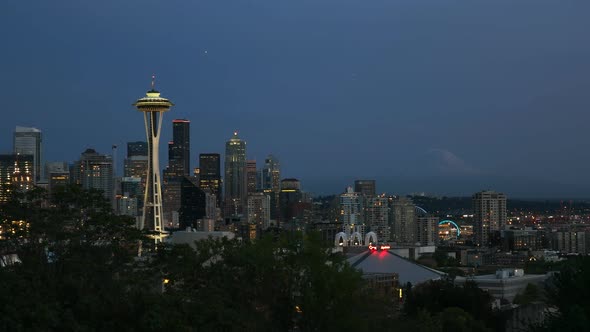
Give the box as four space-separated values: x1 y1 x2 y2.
151 75 156 90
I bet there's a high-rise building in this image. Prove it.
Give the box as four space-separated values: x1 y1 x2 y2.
366 196 389 242
246 160 257 194
199 153 221 208
168 119 190 177
247 192 271 231
390 197 416 244
0 154 34 202
178 176 206 230
473 190 507 247
45 161 70 197
133 80 174 239
416 216 439 246
279 178 307 226
354 180 376 197
340 186 363 237
259 154 281 220
224 132 247 217
127 141 148 157
124 142 149 179
72 148 114 202
13 126 42 182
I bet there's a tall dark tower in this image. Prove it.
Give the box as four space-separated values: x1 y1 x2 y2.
199 153 221 208
168 119 190 177
133 77 174 245
224 132 246 217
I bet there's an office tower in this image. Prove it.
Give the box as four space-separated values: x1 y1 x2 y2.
178 176 206 230
339 186 364 237
13 126 42 183
366 196 389 243
168 119 190 177
127 141 148 157
224 132 247 217
473 190 507 247
354 180 376 197
133 79 174 239
246 160 257 194
124 142 149 178
72 148 114 202
45 161 69 196
279 178 306 226
247 192 271 231
162 177 182 228
390 197 416 244
199 153 221 208
259 154 281 220
0 154 34 202
416 216 439 246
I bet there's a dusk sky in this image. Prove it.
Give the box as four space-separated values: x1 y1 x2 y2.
2 1 590 198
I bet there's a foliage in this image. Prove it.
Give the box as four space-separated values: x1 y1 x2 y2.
513 283 542 305
530 257 590 331
0 186 397 331
403 279 498 331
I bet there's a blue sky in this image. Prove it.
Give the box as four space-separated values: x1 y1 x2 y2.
1 0 590 197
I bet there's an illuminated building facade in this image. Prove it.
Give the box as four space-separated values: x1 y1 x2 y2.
416 216 439 246
124 141 148 179
339 186 364 238
390 197 416 244
246 160 257 194
473 190 507 247
224 132 246 217
133 80 174 240
72 148 114 202
13 126 42 183
259 154 281 220
366 196 389 242
247 192 271 230
0 154 34 202
199 153 221 208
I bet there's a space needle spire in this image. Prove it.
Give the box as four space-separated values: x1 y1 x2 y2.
133 76 174 247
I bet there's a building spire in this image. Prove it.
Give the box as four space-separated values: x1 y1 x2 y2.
151 75 156 90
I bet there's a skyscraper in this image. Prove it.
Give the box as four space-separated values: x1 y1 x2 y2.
13 126 42 183
259 154 281 220
473 190 507 247
340 186 363 238
133 79 174 240
416 216 439 246
0 154 33 202
46 161 70 198
168 119 190 177
199 153 221 208
124 142 149 178
366 196 389 243
246 160 257 194
127 141 148 157
72 148 114 202
354 180 376 197
390 197 416 244
247 192 271 230
224 132 246 217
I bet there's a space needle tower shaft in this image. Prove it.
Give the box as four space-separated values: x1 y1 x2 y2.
133 77 174 244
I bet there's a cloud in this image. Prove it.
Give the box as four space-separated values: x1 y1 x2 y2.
426 148 481 175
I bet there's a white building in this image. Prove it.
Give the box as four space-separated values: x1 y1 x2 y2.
340 186 364 239
247 193 271 230
13 126 42 183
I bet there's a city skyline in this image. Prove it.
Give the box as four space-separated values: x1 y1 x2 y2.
2 1 590 198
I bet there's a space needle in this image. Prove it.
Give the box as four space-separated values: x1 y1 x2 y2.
133 76 174 245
